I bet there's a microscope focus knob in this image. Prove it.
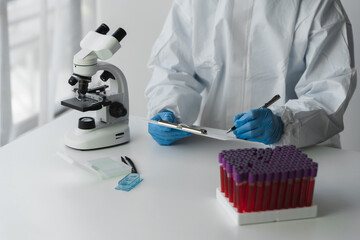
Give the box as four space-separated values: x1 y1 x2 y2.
78 117 96 130
109 102 127 118
100 71 115 82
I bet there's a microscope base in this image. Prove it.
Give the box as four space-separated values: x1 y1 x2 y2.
64 122 130 150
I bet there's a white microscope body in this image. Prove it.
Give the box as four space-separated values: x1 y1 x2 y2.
61 24 130 150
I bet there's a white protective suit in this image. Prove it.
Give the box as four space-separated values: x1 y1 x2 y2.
145 0 357 148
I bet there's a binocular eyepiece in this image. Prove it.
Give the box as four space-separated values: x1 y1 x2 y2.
95 23 127 43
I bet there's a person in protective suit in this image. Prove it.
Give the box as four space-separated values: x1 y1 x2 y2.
146 0 357 148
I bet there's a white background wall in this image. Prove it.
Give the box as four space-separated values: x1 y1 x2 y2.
98 0 360 152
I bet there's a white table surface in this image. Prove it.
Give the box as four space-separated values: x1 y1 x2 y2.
1 110 360 240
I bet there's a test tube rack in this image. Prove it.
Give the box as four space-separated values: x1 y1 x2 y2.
217 146 318 225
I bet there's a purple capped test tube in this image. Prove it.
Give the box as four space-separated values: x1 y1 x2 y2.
283 169 295 209
269 169 280 210
246 170 257 212
254 170 265 212
262 170 273 211
306 162 318 206
277 168 288 209
219 152 225 193
292 168 303 208
226 160 234 202
298 165 310 207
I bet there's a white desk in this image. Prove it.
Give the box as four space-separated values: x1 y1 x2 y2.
1 111 360 240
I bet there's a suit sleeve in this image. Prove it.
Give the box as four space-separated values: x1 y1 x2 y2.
271 1 357 148
145 0 205 124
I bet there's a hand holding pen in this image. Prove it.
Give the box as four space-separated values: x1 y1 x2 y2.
227 95 283 145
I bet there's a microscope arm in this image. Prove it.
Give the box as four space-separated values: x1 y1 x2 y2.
95 62 129 123
97 62 129 110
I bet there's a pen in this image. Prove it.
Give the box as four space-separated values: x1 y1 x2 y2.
157 120 207 134
226 94 281 134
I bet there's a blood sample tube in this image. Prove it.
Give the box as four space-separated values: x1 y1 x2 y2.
269 170 280 210
223 157 229 197
246 171 257 212
233 169 241 212
305 163 318 206
298 166 310 207
262 170 273 211
239 171 248 213
226 161 234 202
219 153 225 193
233 166 241 209
276 169 288 209
291 168 303 208
283 169 295 209
255 171 265 212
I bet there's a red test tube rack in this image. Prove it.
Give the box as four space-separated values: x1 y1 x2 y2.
216 146 318 225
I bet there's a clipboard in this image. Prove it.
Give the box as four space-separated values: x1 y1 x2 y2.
148 120 247 141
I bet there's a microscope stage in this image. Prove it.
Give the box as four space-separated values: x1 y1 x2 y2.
61 97 109 112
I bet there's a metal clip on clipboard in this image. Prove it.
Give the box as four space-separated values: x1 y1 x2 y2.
157 120 207 135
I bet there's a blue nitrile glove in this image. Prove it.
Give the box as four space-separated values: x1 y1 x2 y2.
148 110 192 145
232 108 283 144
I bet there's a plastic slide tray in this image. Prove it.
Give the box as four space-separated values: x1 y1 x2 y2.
216 188 317 225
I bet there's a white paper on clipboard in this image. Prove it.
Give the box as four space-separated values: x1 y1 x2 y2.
148 120 246 141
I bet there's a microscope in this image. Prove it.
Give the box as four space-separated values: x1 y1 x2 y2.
61 23 130 150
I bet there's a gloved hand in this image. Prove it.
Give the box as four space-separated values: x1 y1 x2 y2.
232 108 283 144
148 110 192 145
